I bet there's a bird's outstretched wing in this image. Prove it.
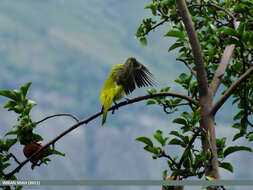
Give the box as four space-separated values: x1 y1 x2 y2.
113 57 157 95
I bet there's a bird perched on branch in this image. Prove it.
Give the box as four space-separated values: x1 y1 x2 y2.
100 57 156 126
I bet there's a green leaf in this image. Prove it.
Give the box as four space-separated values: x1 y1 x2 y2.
136 24 143 37
2 163 11 170
224 146 252 158
144 145 158 154
20 82 32 99
237 23 245 36
168 42 183 52
232 132 244 141
146 99 156 105
162 170 168 180
13 90 22 102
144 3 154 9
27 100 37 107
136 137 153 147
3 101 17 109
216 137 226 148
154 130 167 146
0 90 17 100
168 138 183 146
172 118 187 125
160 86 170 92
164 30 185 39
0 136 4 147
5 125 19 136
232 123 240 129
183 156 191 168
224 38 240 46
5 138 17 151
144 3 157 15
33 133 44 142
219 162 233 173
51 149 65 157
169 130 183 139
13 105 24 113
172 98 182 104
218 27 238 37
147 88 157 94
248 134 253 141
140 37 147 46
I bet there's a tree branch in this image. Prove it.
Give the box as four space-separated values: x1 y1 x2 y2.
209 21 240 96
211 66 253 116
9 153 21 165
177 58 197 78
142 18 169 37
207 3 236 21
188 3 236 21
4 92 198 179
178 129 200 168
160 152 178 169
36 113 80 125
176 0 209 97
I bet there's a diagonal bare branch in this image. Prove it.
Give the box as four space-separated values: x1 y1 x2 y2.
36 113 80 125
4 92 198 179
177 58 197 78
211 66 253 116
209 21 240 96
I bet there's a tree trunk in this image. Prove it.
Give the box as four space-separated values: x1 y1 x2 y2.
200 91 220 190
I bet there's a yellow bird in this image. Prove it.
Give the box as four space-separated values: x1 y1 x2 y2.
100 57 156 126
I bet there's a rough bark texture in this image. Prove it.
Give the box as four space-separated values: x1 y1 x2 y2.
199 92 220 179
176 1 220 188
175 2 242 188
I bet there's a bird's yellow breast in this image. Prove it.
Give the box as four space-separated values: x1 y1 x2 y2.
100 71 125 105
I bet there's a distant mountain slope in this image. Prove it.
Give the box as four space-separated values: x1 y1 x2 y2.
0 1 250 190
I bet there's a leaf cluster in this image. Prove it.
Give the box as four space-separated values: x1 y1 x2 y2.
0 83 65 184
136 0 253 181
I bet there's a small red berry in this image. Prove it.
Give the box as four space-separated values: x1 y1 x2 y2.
23 141 44 164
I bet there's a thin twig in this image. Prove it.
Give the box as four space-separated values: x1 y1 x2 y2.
4 92 198 179
36 113 80 124
188 3 236 21
169 103 190 107
177 58 197 77
161 152 178 168
9 153 21 165
178 129 200 168
207 3 236 21
142 18 169 37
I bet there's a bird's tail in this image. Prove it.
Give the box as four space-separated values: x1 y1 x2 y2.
101 96 113 126
102 108 108 126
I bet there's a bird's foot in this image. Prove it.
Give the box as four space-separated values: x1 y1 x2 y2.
112 108 116 114
124 97 130 103
112 101 118 114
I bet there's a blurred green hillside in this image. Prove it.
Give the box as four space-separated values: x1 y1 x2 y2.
0 0 183 111
0 0 237 137
0 2 251 190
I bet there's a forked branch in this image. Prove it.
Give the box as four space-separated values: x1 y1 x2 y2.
211 66 253 115
5 92 198 179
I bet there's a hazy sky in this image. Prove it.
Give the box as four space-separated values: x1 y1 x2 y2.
0 1 253 190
